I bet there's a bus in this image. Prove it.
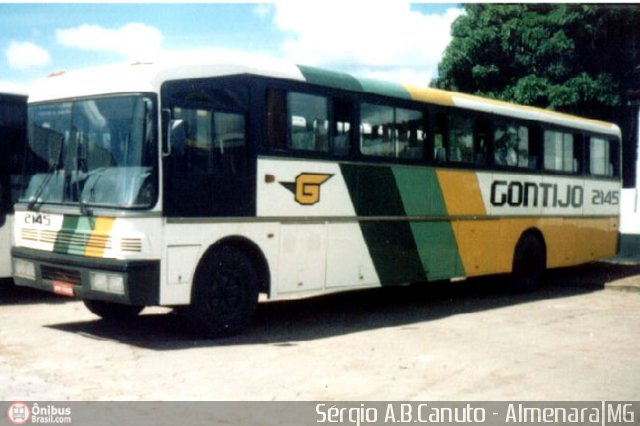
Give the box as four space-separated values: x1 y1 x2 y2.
1 92 27 279
11 59 621 336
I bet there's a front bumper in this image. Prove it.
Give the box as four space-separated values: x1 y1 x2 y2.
11 247 160 305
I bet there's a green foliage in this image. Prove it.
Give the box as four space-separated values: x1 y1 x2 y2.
432 4 640 119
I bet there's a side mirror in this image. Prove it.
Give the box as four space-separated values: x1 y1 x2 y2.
162 111 186 157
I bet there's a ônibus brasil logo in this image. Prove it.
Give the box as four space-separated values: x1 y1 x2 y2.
7 402 30 424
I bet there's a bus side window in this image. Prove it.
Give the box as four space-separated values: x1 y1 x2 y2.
360 103 394 158
333 99 352 156
544 129 579 173
493 121 530 169
396 108 425 160
589 136 618 177
447 113 474 163
434 112 447 163
287 92 329 153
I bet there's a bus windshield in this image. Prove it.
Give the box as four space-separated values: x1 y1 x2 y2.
21 95 157 210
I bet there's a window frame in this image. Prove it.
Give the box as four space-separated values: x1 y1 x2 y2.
586 134 621 179
542 126 583 176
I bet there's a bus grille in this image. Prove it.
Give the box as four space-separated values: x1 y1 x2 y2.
41 265 82 286
120 238 143 252
20 228 141 253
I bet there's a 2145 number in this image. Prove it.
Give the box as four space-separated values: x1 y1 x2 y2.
592 190 619 205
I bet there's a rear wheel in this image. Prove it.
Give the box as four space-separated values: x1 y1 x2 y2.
83 300 144 321
512 233 546 292
186 246 259 338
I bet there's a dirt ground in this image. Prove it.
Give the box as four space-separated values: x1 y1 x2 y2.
1 261 639 401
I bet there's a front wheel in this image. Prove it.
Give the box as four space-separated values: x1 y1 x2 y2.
186 246 259 338
83 300 144 321
511 233 546 292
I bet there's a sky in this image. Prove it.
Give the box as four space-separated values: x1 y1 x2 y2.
0 2 464 93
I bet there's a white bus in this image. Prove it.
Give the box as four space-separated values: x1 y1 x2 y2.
1 92 27 279
12 60 621 336
619 105 640 258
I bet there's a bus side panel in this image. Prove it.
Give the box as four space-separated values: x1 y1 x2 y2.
162 221 282 304
439 169 620 275
340 163 464 283
258 158 465 286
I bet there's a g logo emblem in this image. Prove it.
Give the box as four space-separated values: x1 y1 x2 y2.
280 173 333 205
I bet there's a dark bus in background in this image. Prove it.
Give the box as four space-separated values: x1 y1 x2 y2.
0 92 27 279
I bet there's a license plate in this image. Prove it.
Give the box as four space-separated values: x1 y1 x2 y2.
53 281 75 297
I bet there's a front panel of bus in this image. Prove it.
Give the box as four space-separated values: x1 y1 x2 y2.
12 94 162 304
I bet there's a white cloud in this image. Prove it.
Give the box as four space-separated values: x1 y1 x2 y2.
56 23 163 60
253 4 274 20
5 41 51 70
272 1 463 85
0 80 29 94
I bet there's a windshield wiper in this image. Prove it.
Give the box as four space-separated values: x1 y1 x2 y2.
27 135 64 211
75 132 93 216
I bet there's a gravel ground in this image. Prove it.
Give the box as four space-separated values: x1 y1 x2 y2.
1 261 639 401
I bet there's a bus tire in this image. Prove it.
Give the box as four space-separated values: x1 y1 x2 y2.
83 300 144 321
511 233 546 292
187 245 259 338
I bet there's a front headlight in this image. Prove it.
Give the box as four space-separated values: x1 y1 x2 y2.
13 259 36 280
90 272 125 295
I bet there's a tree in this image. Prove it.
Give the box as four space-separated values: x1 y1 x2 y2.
432 4 640 121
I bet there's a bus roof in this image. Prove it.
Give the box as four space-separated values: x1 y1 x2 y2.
29 58 621 138
0 89 28 98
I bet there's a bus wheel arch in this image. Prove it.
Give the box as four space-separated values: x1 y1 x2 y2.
511 228 547 292
207 236 271 296
186 237 269 337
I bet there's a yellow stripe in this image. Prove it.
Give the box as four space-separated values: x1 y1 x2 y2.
435 169 618 276
404 85 455 106
452 92 616 130
436 169 486 216
452 217 618 277
84 217 115 258
403 84 617 133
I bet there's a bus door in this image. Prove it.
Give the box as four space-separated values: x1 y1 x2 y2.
163 78 255 218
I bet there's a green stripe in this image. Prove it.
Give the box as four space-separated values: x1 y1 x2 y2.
297 65 363 92
358 77 412 100
297 65 411 99
53 215 78 254
340 164 465 284
340 163 426 285
53 215 96 255
392 167 464 280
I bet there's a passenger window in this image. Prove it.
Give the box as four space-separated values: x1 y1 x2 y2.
448 114 474 163
360 103 424 160
360 103 394 157
590 137 616 177
288 92 329 152
396 108 425 160
544 130 578 173
494 122 530 168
